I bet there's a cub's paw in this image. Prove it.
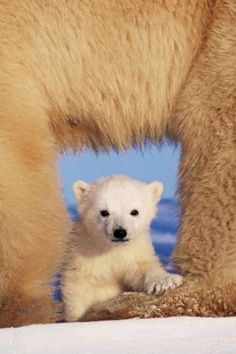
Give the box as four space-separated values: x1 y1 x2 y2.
145 274 183 296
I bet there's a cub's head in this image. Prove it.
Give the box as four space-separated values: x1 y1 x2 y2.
73 175 163 244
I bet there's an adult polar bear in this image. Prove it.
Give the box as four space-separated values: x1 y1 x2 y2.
0 0 235 327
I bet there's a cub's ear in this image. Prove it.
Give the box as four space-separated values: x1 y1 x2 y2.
73 180 90 200
149 181 164 201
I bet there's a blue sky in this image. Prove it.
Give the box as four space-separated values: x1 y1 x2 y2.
58 144 180 206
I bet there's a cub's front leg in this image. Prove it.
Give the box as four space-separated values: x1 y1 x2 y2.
144 263 183 296
63 277 121 322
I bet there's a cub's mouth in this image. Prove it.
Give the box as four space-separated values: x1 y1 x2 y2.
111 239 129 243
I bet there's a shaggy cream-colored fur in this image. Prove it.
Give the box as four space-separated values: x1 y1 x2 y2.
0 0 235 326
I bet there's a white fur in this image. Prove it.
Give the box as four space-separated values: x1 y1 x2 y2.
62 175 182 321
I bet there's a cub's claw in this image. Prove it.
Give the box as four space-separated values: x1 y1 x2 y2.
146 274 183 296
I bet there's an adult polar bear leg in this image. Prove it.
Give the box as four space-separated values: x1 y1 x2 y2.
172 0 236 288
79 0 236 321
80 280 236 321
0 101 70 327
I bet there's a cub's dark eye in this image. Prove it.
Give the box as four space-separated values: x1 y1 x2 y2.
130 209 139 216
100 210 110 217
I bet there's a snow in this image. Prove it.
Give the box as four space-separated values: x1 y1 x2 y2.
1 200 235 354
1 317 236 354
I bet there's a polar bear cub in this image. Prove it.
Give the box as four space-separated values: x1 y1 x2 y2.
62 175 182 321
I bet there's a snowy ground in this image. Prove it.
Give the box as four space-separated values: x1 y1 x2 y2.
2 318 236 354
1 200 235 354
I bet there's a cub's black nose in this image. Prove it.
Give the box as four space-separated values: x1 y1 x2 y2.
113 228 127 239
